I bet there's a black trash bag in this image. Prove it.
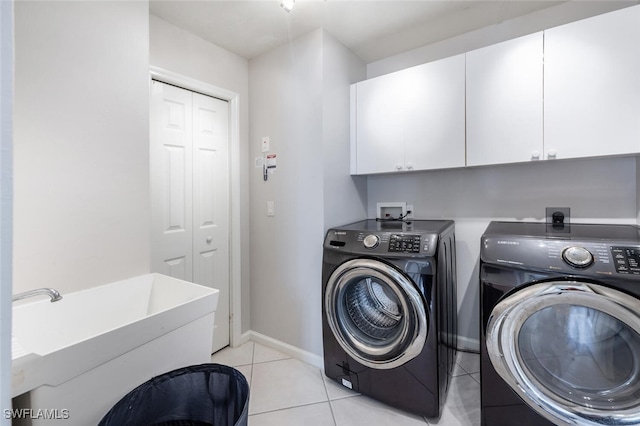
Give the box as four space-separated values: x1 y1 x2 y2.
99 364 249 426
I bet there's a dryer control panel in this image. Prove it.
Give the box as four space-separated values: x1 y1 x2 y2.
482 236 640 279
611 247 640 275
480 221 640 280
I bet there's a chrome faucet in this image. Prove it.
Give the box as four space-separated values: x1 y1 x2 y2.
12 288 63 303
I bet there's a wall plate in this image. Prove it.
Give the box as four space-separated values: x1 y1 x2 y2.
377 202 407 220
546 207 571 224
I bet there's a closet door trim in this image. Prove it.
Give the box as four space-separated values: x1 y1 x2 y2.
150 66 243 349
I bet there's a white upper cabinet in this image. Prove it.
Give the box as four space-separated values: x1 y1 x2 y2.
466 33 543 167
544 5 640 160
354 70 405 174
351 5 640 175
404 55 466 172
352 54 465 175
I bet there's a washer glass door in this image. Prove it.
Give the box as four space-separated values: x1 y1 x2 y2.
325 258 428 370
487 281 640 426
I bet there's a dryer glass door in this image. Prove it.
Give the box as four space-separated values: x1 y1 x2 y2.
325 258 428 370
487 281 640 426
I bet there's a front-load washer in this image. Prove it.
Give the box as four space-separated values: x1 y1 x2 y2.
480 221 640 426
322 219 457 418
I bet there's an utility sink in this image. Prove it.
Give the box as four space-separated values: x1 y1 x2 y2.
11 273 219 424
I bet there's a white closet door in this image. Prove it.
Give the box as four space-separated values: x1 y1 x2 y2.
192 92 230 354
150 81 230 354
150 81 194 281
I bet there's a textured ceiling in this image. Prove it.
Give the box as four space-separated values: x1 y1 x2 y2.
149 0 566 63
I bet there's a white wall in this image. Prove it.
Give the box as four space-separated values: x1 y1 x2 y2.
637 161 640 224
249 29 366 357
322 32 368 229
250 30 325 356
368 1 638 78
0 0 13 419
149 15 251 334
13 1 150 295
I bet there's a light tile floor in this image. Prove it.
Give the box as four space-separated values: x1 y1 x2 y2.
211 342 481 426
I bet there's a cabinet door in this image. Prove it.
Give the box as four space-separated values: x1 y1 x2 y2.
544 5 640 160
404 54 466 171
466 33 543 167
355 72 405 174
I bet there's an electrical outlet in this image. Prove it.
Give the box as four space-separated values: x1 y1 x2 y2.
406 204 414 219
546 207 570 224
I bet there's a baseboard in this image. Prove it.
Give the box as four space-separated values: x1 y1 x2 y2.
237 331 252 346
244 330 324 369
457 335 480 353
237 330 478 367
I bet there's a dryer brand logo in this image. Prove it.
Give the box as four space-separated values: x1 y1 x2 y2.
333 231 346 236
497 240 519 245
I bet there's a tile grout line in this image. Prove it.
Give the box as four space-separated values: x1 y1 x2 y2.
246 344 481 424
247 400 335 419
319 368 339 426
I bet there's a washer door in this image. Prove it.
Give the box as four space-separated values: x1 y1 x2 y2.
325 258 428 369
487 281 640 426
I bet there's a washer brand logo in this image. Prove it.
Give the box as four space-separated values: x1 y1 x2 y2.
334 231 346 236
497 240 519 245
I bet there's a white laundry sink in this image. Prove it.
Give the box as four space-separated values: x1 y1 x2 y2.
11 273 219 424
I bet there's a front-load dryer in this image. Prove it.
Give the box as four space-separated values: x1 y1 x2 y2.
322 219 457 418
480 221 640 426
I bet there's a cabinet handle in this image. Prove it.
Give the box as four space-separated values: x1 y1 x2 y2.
206 236 213 244
406 163 414 170
547 150 557 159
395 164 403 171
531 151 540 160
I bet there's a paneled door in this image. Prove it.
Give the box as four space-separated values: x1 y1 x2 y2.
150 80 230 353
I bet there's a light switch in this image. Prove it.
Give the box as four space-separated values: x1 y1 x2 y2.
267 201 275 217
262 136 270 153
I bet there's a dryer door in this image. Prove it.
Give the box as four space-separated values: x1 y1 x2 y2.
325 258 428 369
487 281 640 426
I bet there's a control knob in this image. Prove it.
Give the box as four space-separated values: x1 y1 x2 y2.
363 234 380 249
562 246 594 268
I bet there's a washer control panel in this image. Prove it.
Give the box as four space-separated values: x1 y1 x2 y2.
562 246 594 268
611 247 640 275
363 234 380 249
326 230 439 257
388 234 422 253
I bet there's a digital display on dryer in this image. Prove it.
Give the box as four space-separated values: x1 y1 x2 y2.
389 234 421 253
611 246 640 275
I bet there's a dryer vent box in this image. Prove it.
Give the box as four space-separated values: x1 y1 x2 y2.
377 202 407 220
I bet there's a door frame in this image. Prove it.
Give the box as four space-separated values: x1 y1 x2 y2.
149 66 242 348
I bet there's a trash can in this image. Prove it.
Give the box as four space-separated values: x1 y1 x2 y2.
99 363 249 426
